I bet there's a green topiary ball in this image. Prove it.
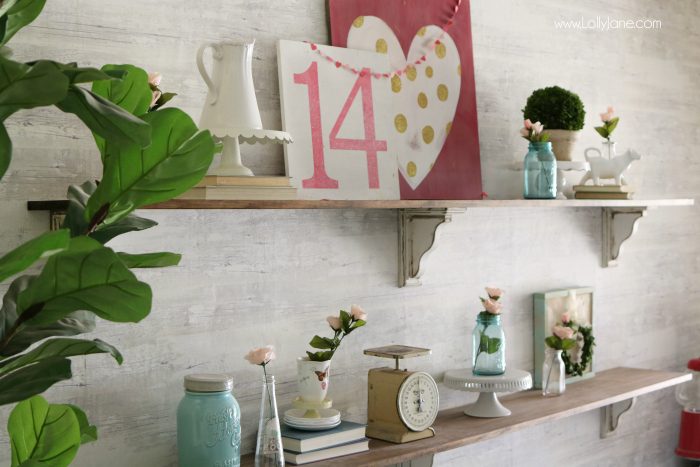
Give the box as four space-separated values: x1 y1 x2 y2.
522 86 586 131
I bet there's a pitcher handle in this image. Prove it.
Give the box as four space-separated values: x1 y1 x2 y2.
196 42 222 105
584 147 602 160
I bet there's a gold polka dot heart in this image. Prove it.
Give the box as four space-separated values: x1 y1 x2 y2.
346 17 462 189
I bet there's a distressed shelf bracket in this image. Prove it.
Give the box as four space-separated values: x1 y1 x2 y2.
398 208 465 287
602 207 648 267
48 210 66 231
600 397 636 438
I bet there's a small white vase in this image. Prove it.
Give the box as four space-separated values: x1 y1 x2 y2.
297 357 331 403
542 348 566 397
547 129 580 161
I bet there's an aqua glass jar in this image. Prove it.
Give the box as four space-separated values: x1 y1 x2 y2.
524 142 557 199
177 374 241 467
472 312 506 375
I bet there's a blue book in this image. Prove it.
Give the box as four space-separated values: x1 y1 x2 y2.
281 421 366 453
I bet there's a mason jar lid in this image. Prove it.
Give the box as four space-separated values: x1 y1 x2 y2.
184 373 233 392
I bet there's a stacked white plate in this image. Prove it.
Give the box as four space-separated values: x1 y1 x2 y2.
284 408 341 431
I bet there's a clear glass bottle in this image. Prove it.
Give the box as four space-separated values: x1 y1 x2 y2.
255 375 284 467
542 348 566 396
472 312 506 376
177 374 241 467
524 142 557 199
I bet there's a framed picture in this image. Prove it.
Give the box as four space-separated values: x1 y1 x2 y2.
329 0 483 200
533 287 594 388
277 39 400 200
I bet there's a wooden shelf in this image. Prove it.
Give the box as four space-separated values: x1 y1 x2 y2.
241 367 689 467
26 198 694 211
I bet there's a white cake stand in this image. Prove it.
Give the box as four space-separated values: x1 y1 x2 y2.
444 368 532 418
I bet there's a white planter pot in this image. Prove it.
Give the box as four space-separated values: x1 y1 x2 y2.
297 357 331 402
547 129 581 161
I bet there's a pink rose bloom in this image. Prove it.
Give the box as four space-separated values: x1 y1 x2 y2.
553 326 574 340
561 312 570 324
600 106 615 122
485 287 503 299
148 72 162 87
531 121 544 135
483 298 502 314
327 315 342 331
524 119 533 130
350 304 367 321
244 345 276 366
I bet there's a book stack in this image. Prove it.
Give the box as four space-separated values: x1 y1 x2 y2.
573 184 634 200
281 420 368 465
178 175 297 200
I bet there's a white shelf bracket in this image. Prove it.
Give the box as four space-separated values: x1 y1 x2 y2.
602 207 648 267
600 397 636 438
398 208 465 287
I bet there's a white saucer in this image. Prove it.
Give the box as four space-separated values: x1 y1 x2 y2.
284 419 341 431
284 408 340 424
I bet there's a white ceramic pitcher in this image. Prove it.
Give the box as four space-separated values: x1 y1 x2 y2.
197 40 262 135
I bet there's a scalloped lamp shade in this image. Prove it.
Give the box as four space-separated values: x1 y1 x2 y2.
197 40 291 176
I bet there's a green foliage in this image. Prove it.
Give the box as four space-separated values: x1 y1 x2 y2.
306 310 367 361
562 325 595 376
594 116 619 140
523 85 586 131
8 395 82 467
0 2 218 462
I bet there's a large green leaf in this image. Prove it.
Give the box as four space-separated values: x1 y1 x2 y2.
0 57 69 120
0 0 21 17
0 338 122 375
63 181 158 243
0 121 10 179
0 229 70 283
87 108 216 225
14 236 152 326
65 404 97 444
8 395 81 467
0 356 71 406
0 276 96 357
117 252 181 268
92 64 151 117
55 84 151 151
41 61 123 85
0 0 47 46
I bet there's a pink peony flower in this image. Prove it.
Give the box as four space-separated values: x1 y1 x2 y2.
148 72 162 87
561 312 570 324
350 304 367 321
553 326 574 340
244 345 276 366
600 106 615 122
485 287 503 299
524 119 533 130
327 315 342 331
483 298 502 314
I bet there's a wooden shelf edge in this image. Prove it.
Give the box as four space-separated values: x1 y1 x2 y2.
240 367 689 467
26 198 695 211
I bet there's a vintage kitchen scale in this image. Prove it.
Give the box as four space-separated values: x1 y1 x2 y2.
364 345 439 443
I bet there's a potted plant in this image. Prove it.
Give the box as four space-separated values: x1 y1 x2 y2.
0 3 217 464
299 305 367 402
523 86 586 161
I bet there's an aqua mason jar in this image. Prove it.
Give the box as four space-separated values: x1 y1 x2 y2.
177 373 241 467
524 142 557 199
472 312 506 375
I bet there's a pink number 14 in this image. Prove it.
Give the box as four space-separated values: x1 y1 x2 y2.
294 62 388 189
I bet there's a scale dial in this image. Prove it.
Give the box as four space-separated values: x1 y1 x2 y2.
397 371 439 431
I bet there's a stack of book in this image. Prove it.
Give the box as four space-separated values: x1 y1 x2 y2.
178 175 297 200
573 184 634 200
281 420 368 465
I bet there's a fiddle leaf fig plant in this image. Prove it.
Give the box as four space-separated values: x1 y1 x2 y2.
0 3 218 465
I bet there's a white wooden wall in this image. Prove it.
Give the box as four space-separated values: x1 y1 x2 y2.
1 1 699 465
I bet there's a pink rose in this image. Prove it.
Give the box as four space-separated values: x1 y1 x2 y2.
483 298 502 314
561 312 570 324
327 315 342 331
524 119 533 130
600 106 615 122
553 326 574 340
485 287 503 299
350 304 367 321
244 345 276 366
148 72 162 87
531 121 544 135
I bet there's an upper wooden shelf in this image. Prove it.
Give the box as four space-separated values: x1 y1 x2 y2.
240 367 689 467
26 198 695 211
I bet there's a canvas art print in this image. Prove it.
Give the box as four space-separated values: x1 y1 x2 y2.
533 287 595 388
330 0 482 199
277 39 399 200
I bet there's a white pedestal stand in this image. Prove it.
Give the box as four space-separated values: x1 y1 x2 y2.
291 397 333 419
444 368 532 418
556 161 589 199
210 128 292 176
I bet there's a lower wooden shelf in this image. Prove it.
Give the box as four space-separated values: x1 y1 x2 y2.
241 367 689 467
